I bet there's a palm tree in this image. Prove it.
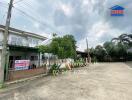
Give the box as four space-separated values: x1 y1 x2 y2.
112 34 132 46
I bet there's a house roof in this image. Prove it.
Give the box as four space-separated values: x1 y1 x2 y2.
0 25 47 40
76 51 88 57
110 5 124 10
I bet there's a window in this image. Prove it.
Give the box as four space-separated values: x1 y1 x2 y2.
28 37 39 47
30 56 38 61
15 56 21 60
9 36 23 46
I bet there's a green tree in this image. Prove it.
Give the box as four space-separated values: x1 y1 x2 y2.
37 45 50 53
94 45 107 62
103 41 128 61
38 35 77 59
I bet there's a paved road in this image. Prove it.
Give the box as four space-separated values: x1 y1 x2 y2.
0 63 132 100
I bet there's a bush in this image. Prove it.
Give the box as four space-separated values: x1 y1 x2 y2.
73 59 85 68
49 64 60 75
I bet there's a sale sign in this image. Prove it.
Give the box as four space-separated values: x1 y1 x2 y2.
15 60 30 71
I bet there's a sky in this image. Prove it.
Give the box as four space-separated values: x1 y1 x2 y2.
0 0 132 51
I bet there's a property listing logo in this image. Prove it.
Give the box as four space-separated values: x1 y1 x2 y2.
110 5 125 16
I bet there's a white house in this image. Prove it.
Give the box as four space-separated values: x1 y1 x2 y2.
0 25 47 81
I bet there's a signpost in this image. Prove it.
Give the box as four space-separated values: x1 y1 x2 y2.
15 60 30 71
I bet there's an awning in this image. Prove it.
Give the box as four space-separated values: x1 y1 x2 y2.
8 45 39 53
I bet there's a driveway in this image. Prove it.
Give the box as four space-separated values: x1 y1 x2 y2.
0 63 132 100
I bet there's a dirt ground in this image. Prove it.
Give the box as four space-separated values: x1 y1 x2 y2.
0 62 132 100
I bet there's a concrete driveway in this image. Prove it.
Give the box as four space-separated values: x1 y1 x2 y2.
0 63 132 100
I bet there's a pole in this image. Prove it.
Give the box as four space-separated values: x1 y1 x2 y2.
0 0 14 86
86 38 90 63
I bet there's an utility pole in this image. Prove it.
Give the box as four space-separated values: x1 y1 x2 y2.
0 0 14 86
86 38 90 63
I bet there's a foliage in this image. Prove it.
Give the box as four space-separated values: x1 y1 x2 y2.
73 59 86 68
38 34 77 59
88 33 132 62
112 34 132 47
94 45 107 61
37 45 50 53
49 64 60 75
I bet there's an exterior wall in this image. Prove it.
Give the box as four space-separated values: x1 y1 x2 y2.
0 31 3 49
8 33 43 47
9 51 40 67
0 50 1 68
0 28 46 82
0 31 44 48
8 67 47 81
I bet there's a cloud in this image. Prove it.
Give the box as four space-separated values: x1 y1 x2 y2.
58 3 73 17
0 0 131 51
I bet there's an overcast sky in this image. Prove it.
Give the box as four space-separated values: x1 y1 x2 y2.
0 0 132 51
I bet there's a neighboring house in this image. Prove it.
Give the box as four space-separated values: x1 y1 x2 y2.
110 5 124 16
0 25 47 81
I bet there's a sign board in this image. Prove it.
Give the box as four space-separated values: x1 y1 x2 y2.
15 60 30 71
110 5 124 16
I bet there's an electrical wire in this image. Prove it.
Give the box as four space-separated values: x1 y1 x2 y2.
0 11 7 25
13 6 59 33
13 0 25 4
0 1 8 6
0 0 60 33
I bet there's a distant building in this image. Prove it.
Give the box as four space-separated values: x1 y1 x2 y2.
0 25 47 81
110 5 124 16
76 51 88 58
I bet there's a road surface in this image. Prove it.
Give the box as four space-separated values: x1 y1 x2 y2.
0 62 132 100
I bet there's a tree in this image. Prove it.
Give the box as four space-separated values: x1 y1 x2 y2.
37 45 50 53
38 35 77 59
94 45 107 61
112 34 132 46
103 41 128 61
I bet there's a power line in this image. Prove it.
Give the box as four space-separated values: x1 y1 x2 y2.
13 6 59 33
0 3 8 9
1 0 60 33
0 11 7 24
16 1 60 33
13 0 25 4
0 2 8 24
15 3 42 21
14 1 47 24
0 2 8 6
0 1 8 5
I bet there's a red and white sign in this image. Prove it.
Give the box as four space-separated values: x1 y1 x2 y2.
15 60 30 70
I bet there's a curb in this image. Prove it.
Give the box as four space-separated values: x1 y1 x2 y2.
0 73 48 93
5 73 48 85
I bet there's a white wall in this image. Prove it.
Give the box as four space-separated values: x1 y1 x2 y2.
8 34 43 47
0 30 44 48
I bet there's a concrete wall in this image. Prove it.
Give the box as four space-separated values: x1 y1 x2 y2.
0 50 1 68
0 31 3 49
8 67 47 81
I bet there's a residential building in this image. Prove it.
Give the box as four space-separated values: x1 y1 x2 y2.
0 25 47 81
